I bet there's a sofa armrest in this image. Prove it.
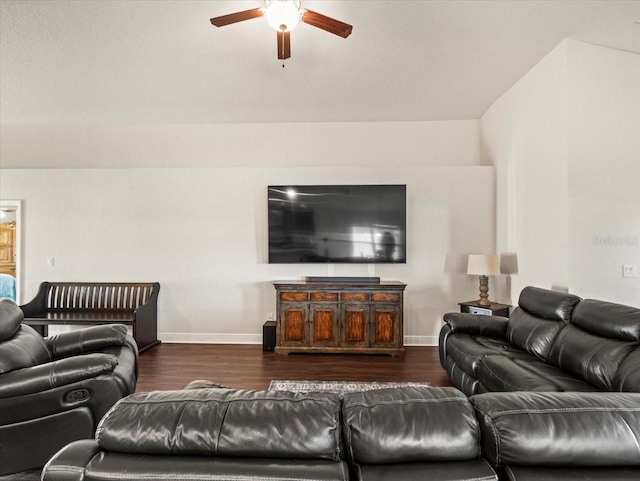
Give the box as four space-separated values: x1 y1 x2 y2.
443 312 508 338
0 353 118 399
42 439 101 481
471 391 640 467
46 324 128 360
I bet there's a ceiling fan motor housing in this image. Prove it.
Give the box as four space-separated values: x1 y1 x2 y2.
265 0 302 32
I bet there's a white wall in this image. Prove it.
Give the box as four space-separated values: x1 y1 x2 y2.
480 41 569 304
567 41 640 304
0 121 480 168
481 40 640 307
0 120 494 345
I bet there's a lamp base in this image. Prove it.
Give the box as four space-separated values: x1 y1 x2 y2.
477 275 491 306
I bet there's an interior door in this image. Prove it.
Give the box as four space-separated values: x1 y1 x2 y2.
0 201 21 303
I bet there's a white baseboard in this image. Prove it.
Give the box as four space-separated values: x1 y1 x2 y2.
404 335 439 346
159 333 262 344
159 333 439 347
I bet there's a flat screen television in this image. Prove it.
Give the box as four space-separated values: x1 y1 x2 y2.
268 185 406 264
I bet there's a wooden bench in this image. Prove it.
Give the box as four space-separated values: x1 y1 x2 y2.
20 281 160 352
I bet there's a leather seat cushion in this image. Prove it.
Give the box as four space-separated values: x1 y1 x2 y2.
356 459 497 481
446 334 532 376
501 466 640 481
477 355 594 392
80 453 349 481
445 356 480 396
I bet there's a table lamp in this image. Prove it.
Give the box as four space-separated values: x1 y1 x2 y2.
467 254 501 306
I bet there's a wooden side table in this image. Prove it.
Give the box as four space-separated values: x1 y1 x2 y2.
459 300 510 318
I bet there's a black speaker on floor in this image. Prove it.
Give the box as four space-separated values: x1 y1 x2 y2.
263 321 276 352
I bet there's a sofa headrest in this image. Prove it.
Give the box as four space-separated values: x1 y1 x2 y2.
471 391 640 466
571 299 640 342
518 286 581 322
342 387 480 464
96 388 343 461
0 299 24 342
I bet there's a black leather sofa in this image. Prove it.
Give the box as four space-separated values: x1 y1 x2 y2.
0 299 138 475
43 388 350 481
439 286 640 395
42 386 640 481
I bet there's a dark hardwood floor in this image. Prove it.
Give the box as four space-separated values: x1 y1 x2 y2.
136 344 452 392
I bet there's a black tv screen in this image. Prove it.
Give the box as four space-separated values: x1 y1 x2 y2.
268 185 406 264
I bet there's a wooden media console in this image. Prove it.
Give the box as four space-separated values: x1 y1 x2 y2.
273 280 406 356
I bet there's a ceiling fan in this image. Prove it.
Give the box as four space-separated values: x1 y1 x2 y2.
210 0 353 61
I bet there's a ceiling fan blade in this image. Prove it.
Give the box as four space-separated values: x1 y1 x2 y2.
277 31 291 60
301 10 352 38
210 8 264 27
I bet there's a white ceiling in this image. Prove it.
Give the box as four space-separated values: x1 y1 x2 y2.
1 0 639 125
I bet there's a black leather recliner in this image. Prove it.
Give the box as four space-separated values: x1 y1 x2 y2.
0 299 138 475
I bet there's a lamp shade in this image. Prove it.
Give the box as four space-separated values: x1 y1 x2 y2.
467 254 501 276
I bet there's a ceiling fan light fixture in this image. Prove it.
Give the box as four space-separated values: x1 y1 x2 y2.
265 0 301 32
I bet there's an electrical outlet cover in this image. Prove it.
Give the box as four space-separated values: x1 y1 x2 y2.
622 264 637 277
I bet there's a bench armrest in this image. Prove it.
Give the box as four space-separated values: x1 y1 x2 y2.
443 312 508 338
132 282 160 351
43 440 101 481
46 324 128 360
0 353 118 399
19 281 51 317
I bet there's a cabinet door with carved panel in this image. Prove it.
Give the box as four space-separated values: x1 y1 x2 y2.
370 289 402 348
340 291 370 348
370 304 401 348
308 291 339 347
309 303 339 347
341 303 369 348
278 290 310 347
279 302 309 347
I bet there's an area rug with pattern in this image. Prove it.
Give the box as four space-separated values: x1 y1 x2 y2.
268 380 431 394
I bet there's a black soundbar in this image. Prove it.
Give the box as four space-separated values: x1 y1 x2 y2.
305 276 381 284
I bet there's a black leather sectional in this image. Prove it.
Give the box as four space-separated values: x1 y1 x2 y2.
42 386 640 481
439 286 640 395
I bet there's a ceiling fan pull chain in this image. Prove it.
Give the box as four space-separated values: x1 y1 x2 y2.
281 29 286 68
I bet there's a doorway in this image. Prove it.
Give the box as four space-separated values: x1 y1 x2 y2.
0 200 21 303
